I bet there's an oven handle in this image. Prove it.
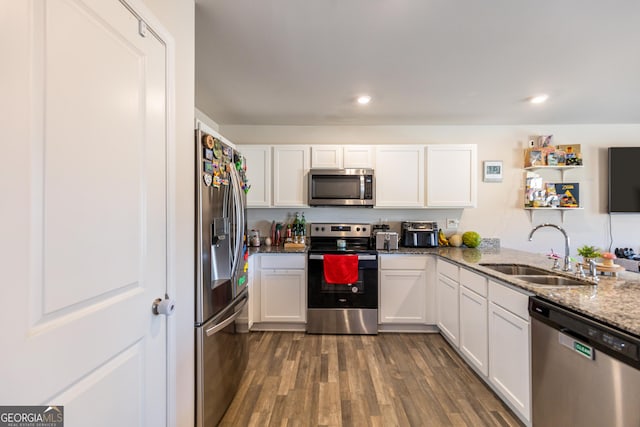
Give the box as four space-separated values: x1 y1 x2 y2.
309 254 377 261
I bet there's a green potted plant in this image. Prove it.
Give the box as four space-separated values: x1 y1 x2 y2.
577 245 601 263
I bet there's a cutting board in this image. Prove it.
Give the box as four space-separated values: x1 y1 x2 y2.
580 262 625 276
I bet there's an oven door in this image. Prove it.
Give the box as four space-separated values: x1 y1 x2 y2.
307 253 378 308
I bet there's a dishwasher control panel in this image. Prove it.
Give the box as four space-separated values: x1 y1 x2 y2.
530 297 640 367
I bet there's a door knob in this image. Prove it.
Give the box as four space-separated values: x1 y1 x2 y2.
152 294 175 316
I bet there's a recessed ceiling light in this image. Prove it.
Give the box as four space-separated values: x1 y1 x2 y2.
357 95 372 105
530 94 549 104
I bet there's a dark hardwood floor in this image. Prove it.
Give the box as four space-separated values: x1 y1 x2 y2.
220 332 524 427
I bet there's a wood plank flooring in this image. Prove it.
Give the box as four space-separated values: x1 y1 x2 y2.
220 332 524 427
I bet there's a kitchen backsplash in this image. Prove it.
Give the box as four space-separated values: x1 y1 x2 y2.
247 207 465 238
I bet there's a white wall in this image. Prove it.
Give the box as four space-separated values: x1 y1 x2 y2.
222 124 640 258
139 1 194 426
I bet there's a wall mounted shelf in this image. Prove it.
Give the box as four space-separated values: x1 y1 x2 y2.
524 207 584 222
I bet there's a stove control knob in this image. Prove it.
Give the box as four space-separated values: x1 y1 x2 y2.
362 227 367 232
356 227 361 232
321 227 325 231
351 286 358 293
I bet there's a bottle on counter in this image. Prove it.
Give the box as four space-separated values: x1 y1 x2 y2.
285 222 292 243
299 213 306 245
293 212 301 243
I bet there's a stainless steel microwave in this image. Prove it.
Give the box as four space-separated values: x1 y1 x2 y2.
308 168 375 206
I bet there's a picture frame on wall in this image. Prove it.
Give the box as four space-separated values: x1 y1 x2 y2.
483 160 503 182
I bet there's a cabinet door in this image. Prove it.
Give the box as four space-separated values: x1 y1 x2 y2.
260 269 306 322
375 145 424 207
242 145 271 207
273 145 310 207
436 273 460 346
343 145 374 168
488 302 531 423
459 286 488 376
311 145 342 168
379 270 426 324
426 144 477 207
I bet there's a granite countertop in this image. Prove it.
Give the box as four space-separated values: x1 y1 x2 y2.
248 245 307 254
248 244 640 337
435 247 640 338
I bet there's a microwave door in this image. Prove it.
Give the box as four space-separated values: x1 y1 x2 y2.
313 175 360 199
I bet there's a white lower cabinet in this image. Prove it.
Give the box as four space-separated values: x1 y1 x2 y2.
436 259 460 346
260 269 306 322
380 267 426 323
379 254 435 328
458 268 488 376
257 254 306 323
488 280 531 424
435 260 531 426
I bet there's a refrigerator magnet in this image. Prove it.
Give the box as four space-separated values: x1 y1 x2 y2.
202 134 214 149
203 174 213 187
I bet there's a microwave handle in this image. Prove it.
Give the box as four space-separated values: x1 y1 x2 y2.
360 175 365 199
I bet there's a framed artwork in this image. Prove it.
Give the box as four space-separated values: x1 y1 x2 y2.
483 161 503 182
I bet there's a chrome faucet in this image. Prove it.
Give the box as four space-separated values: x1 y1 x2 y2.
528 223 572 272
588 259 600 283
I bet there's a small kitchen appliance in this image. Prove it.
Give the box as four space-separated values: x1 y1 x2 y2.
375 231 399 250
308 168 375 207
400 221 439 248
307 223 378 334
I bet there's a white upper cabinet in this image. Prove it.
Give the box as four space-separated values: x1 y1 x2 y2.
241 145 272 207
343 145 375 168
273 145 310 207
426 144 477 207
310 145 374 169
311 145 343 168
375 145 425 207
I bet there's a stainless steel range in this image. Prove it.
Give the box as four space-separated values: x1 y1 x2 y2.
307 223 378 334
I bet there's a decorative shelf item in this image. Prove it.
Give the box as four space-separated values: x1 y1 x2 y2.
523 136 584 223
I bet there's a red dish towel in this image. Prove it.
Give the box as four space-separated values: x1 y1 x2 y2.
323 254 359 285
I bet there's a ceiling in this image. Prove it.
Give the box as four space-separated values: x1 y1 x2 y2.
195 1 640 126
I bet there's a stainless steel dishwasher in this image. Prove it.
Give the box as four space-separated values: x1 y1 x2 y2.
529 297 640 427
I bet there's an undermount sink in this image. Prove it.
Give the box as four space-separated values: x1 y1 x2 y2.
480 263 553 276
514 275 591 287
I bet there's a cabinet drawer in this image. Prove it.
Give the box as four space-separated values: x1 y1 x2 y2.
260 254 305 269
438 259 459 281
380 255 429 270
488 280 529 320
460 268 488 297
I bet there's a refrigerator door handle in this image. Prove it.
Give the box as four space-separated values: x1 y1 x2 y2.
229 168 244 278
205 295 248 336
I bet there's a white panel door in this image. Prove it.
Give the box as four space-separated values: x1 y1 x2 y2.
375 145 424 207
459 286 488 376
1 1 168 426
260 270 306 322
426 144 477 207
379 270 426 323
436 274 460 347
343 145 374 168
489 302 531 423
242 145 272 207
311 145 343 168
273 145 310 207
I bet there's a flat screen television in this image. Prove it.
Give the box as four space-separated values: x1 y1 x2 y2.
609 147 640 213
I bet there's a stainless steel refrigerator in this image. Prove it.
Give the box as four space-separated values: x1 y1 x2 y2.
195 124 250 427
